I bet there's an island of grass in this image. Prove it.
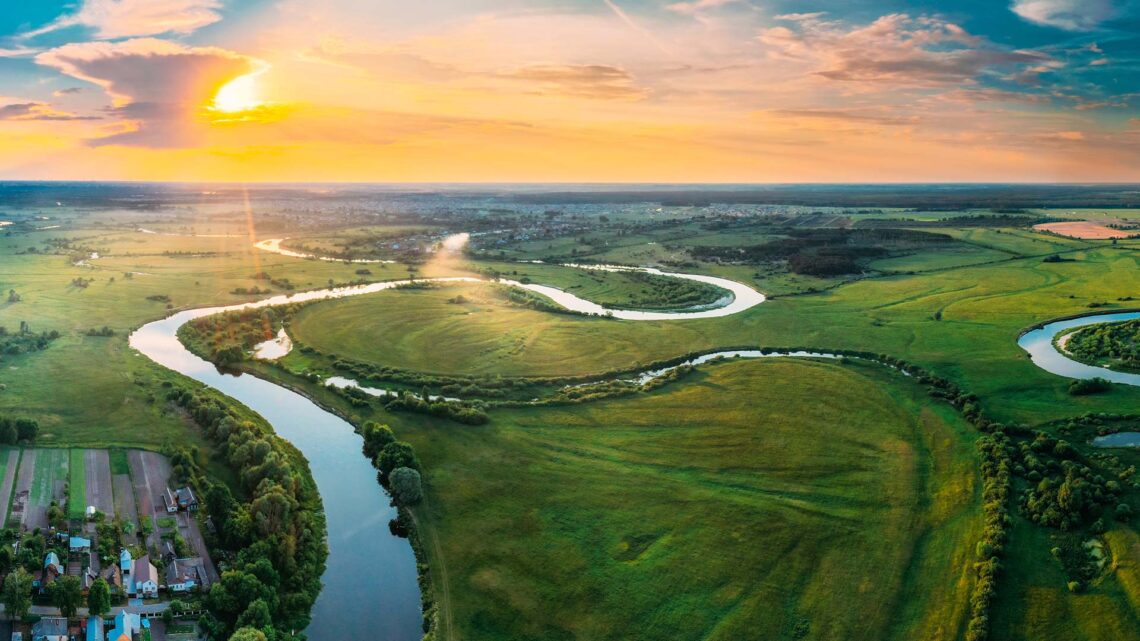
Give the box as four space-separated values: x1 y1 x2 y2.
1064 318 1140 373
393 357 983 641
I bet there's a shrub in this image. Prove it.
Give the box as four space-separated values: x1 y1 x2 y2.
1068 378 1111 396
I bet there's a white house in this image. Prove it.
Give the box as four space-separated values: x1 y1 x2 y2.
132 554 159 598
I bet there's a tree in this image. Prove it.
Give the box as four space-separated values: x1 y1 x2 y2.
361 422 395 460
229 628 268 641
51 575 83 619
14 418 37 442
236 598 273 630
376 441 419 481
87 577 111 617
388 467 423 505
2 567 32 620
0 421 15 445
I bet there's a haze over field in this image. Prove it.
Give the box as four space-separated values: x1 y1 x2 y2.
0 0 1139 181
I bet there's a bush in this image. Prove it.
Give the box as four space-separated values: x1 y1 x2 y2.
1068 377 1111 396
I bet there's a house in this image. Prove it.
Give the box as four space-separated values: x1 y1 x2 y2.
70 536 92 553
102 563 122 592
165 557 203 593
119 548 132 575
30 617 67 641
176 487 199 511
40 552 63 592
132 554 159 598
105 612 140 641
82 567 99 592
163 486 198 512
161 487 179 514
85 616 103 641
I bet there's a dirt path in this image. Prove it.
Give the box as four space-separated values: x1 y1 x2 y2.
85 449 114 516
0 450 20 525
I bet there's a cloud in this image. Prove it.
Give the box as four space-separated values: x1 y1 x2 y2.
666 0 739 15
1010 0 1119 31
53 87 85 97
503 64 647 100
35 39 259 146
768 108 919 127
0 102 101 121
24 0 222 40
759 13 1053 86
773 12 827 22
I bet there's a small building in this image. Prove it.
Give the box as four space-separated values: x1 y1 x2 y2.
163 486 199 512
133 554 158 598
165 557 203 593
85 616 103 641
102 563 122 592
40 552 63 592
30 617 67 641
105 612 140 641
176 487 199 511
70 536 92 553
161 487 179 514
119 548 132 575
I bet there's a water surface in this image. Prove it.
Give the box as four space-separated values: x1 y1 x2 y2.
1017 311 1140 386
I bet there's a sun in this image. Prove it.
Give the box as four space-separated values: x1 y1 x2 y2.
211 68 267 113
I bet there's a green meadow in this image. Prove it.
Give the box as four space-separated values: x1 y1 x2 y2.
3 204 1139 641
290 243 1140 424
399 358 982 641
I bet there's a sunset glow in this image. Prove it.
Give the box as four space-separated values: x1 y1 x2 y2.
0 1 1137 181
211 69 266 113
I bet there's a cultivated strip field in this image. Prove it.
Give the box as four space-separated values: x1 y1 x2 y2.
129 448 173 551
0 450 18 526
84 448 114 517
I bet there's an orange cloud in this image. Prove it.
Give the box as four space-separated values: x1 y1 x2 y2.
36 38 260 147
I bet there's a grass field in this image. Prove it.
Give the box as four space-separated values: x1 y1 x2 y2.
68 449 86 520
30 448 68 511
398 358 981 641
288 244 1140 424
109 448 130 475
3 203 1140 640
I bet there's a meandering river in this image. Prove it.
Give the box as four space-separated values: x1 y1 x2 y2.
130 244 769 639
1018 311 1140 386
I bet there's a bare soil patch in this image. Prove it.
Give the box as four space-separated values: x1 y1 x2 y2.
1034 221 1132 239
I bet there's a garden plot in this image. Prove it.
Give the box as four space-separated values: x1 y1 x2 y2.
129 448 174 552
11 448 68 530
83 449 115 517
0 450 19 525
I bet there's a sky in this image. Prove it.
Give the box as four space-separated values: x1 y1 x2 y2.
0 0 1138 182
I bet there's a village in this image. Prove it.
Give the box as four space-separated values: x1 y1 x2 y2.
0 449 217 641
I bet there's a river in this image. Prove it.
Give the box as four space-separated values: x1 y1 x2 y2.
130 255 768 639
1017 311 1140 386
